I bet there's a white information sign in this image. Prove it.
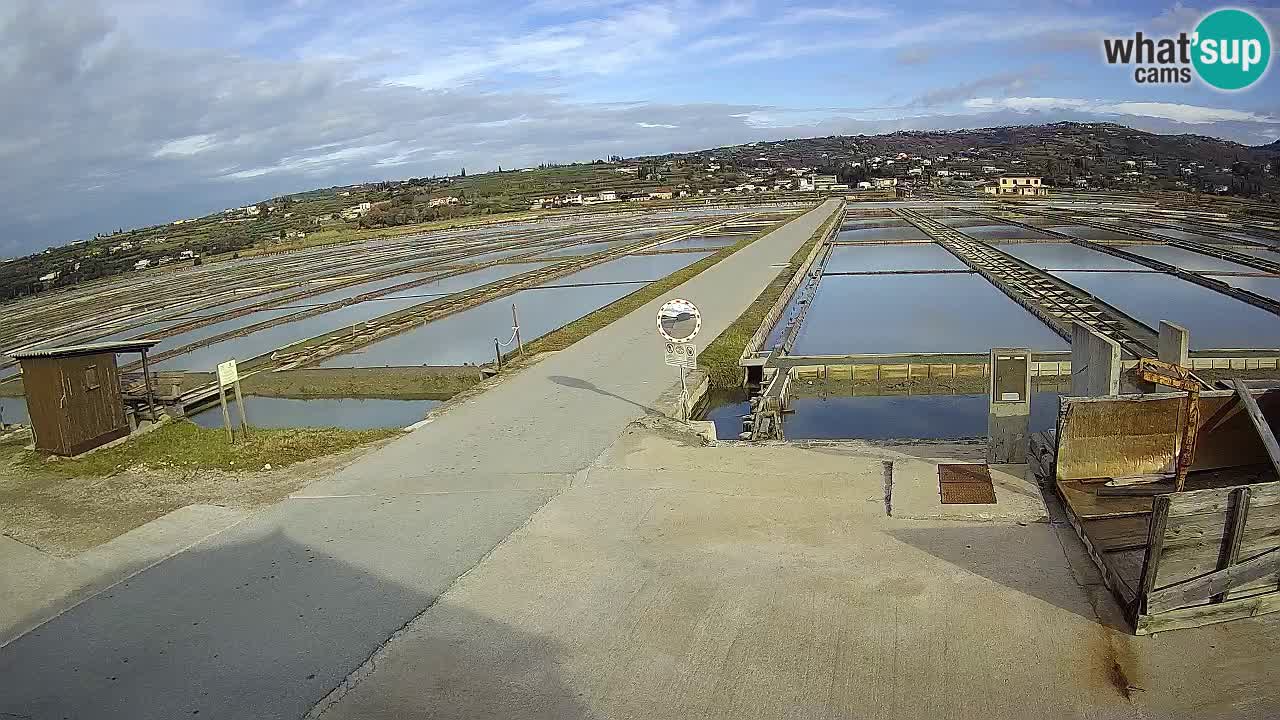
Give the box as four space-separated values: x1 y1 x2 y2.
664 342 697 369
216 359 239 387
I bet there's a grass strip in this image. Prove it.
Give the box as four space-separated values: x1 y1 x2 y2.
698 212 838 389
18 421 399 478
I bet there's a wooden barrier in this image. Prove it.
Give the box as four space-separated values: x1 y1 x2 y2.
1046 389 1280 633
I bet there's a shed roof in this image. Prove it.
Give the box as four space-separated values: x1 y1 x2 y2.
10 340 161 360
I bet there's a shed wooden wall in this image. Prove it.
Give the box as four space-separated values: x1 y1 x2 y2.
20 352 128 456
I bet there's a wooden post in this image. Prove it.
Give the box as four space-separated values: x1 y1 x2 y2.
1230 378 1280 479
140 349 158 423
494 338 503 371
1213 486 1251 603
512 303 523 356
1136 495 1171 617
233 376 250 440
218 383 234 444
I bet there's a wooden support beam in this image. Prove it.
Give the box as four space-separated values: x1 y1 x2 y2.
1136 495 1171 618
1229 378 1280 480
1147 546 1280 614
1213 486 1251 604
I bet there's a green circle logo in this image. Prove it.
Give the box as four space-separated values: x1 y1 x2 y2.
1193 9 1271 90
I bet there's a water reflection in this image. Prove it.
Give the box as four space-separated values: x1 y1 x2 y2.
791 274 1067 355
1054 271 1280 349
782 391 1061 440
190 396 440 430
824 243 965 273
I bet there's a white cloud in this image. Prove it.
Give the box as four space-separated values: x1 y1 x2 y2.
154 133 215 157
772 6 891 24
964 97 1277 124
637 122 678 128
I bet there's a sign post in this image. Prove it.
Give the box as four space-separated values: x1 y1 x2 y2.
216 359 241 444
657 298 702 421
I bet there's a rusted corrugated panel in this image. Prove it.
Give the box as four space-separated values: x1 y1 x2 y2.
939 463 997 505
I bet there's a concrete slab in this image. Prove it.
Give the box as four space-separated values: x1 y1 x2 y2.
317 426 1280 720
0 489 559 720
1 504 247 647
892 460 1048 522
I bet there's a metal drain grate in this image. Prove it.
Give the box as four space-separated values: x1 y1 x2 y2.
938 464 997 505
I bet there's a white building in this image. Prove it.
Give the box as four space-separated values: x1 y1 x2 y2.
134 259 152 270
984 175 1049 196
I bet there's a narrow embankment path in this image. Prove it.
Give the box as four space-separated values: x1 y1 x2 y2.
0 199 841 720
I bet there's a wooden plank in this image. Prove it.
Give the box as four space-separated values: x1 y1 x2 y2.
1101 548 1146 595
1165 480 1280 516
1055 483 1137 609
1229 379 1280 479
1146 547 1280 613
1057 479 1154 520
1137 495 1171 614
1082 516 1151 552
1215 487 1251 603
1137 582 1280 636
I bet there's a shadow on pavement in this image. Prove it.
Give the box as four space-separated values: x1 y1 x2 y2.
548 375 660 416
0 530 591 720
321 600 600 719
885 523 1123 630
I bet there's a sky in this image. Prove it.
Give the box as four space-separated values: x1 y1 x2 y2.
1 0 1278 257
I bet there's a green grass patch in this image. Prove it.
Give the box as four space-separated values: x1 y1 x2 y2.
22 421 400 479
514 220 788 358
698 212 838 389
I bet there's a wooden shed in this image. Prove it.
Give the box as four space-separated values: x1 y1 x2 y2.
9 340 160 456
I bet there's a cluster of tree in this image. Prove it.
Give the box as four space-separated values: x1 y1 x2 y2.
815 162 870 186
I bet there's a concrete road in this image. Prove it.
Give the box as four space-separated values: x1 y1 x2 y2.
0 199 842 720
319 424 1280 720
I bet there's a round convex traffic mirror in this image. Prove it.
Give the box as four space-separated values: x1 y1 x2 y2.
656 298 701 343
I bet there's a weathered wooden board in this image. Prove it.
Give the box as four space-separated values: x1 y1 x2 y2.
1136 590 1280 634
1152 481 1280 611
1083 516 1151 551
1057 480 1153 520
1056 391 1280 482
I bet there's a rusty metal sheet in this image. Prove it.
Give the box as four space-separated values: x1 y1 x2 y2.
939 464 997 504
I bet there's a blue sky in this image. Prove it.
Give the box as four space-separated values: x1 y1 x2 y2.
1 0 1277 256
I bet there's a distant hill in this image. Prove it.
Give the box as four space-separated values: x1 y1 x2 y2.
3 122 1277 303
638 122 1277 185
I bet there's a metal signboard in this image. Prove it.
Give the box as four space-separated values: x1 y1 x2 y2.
664 342 697 369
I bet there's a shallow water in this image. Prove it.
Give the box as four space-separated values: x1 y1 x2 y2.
190 396 440 430
790 274 1067 355
1054 271 1280 349
0 395 29 424
1045 225 1138 242
320 252 711 367
1119 245 1261 273
995 243 1149 271
824 243 965 273
952 224 1061 241
836 226 928 242
782 391 1061 440
153 264 552 371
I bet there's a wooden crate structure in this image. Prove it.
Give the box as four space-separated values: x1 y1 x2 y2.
10 341 160 456
1043 389 1280 633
